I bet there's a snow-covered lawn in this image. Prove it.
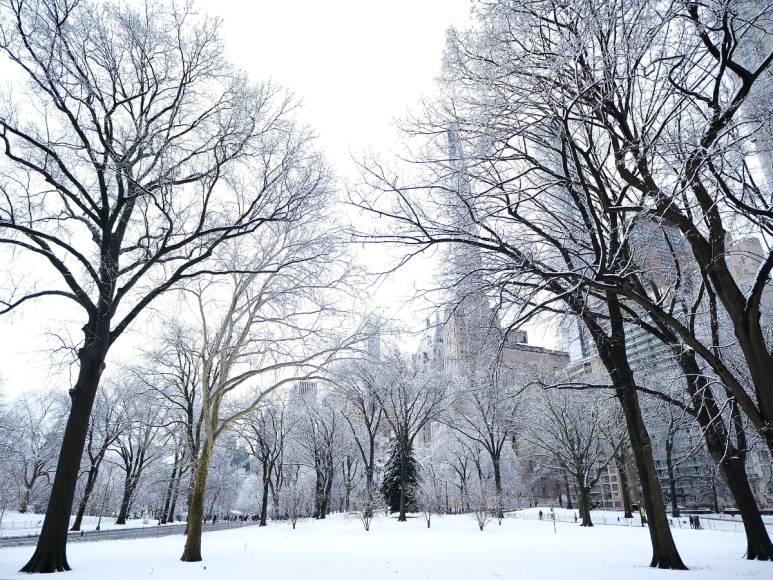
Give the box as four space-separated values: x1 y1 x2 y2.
0 511 184 537
0 510 768 579
513 507 773 534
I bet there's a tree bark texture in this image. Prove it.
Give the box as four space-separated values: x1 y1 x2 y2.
594 296 686 570
21 359 106 573
674 347 773 560
181 439 214 562
665 435 680 517
115 472 138 525
614 449 633 518
579 485 592 527
160 453 180 524
398 442 407 522
70 464 101 531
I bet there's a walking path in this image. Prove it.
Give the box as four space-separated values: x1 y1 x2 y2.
0 519 258 549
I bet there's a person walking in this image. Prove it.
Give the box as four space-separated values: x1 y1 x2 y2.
539 510 543 521
689 515 694 529
694 515 702 530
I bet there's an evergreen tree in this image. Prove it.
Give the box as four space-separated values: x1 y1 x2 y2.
381 441 421 513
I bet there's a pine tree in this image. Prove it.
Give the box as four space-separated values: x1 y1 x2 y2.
381 441 421 513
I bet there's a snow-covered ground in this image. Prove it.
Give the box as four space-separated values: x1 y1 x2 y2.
511 507 773 534
0 510 769 579
0 511 184 537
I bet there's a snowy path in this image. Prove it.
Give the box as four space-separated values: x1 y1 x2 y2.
0 513 186 538
0 519 257 548
0 512 768 579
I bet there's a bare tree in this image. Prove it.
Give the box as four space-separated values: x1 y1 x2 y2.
135 320 205 527
294 392 345 520
525 388 626 527
111 387 165 525
241 392 294 526
445 357 524 519
348 0 773 566
336 358 384 518
0 0 341 571
414 459 445 529
281 465 312 530
6 389 63 514
70 380 126 531
178 239 357 561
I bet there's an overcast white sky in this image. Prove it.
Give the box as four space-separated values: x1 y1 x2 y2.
0 0 557 396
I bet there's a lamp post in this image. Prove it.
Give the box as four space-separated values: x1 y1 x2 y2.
95 466 114 531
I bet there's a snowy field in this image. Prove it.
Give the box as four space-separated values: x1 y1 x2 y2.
0 511 184 537
510 507 773 534
0 509 769 579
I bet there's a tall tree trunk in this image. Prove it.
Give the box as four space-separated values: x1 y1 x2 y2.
260 474 270 526
398 441 407 522
579 486 592 527
160 454 180 524
115 473 136 525
492 457 504 519
665 435 680 517
322 462 334 518
595 295 686 569
675 347 773 560
564 473 573 510
313 467 324 519
70 463 101 531
22 358 107 573
168 472 182 524
720 457 772 560
181 438 214 562
615 450 633 518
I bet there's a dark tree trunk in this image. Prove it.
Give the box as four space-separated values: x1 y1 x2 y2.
115 473 137 525
579 486 592 527
665 435 680 517
673 344 773 560
313 468 325 519
21 358 107 573
160 453 180 524
492 457 504 519
594 295 686 569
168 473 181 524
564 473 573 510
398 441 407 522
70 463 101 531
615 449 633 518
720 457 772 560
260 476 270 526
322 463 334 518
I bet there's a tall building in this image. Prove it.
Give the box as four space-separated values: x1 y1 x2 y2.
290 381 318 405
364 314 382 360
725 235 773 313
736 0 773 191
415 311 444 368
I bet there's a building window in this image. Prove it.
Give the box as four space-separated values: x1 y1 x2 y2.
612 484 619 490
